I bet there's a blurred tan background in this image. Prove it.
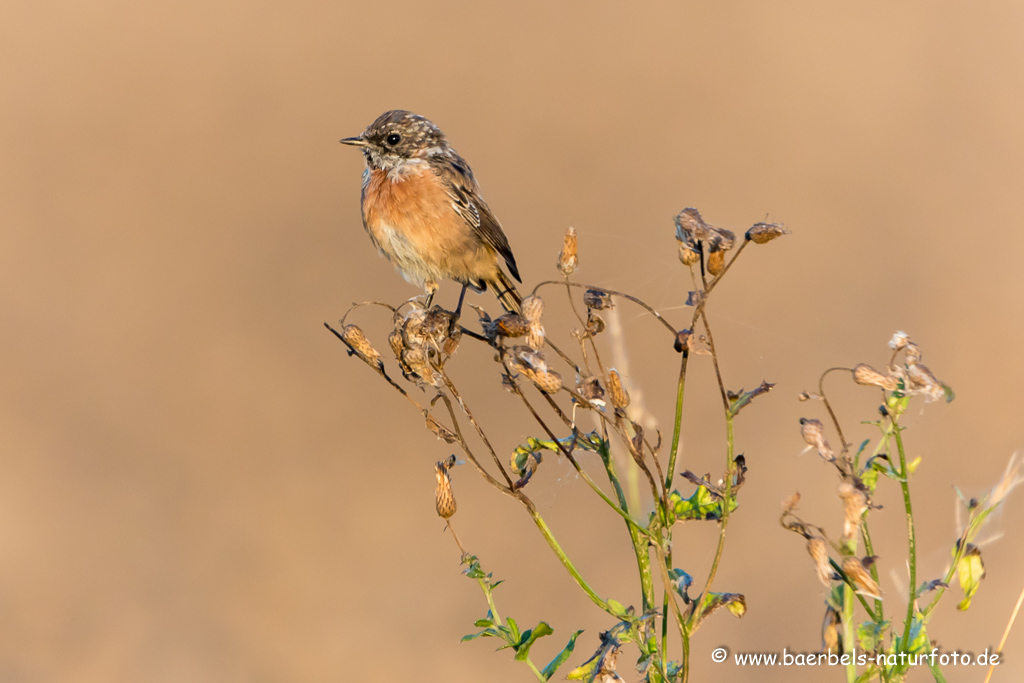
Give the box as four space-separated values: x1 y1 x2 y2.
2 1 1023 681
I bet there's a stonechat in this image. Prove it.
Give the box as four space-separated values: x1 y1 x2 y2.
340 110 522 313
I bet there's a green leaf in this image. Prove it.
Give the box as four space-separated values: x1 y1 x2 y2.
514 621 554 661
461 627 501 642
607 599 630 618
695 592 746 626
956 544 985 610
506 617 520 644
667 568 693 602
474 618 494 628
671 484 735 522
942 383 955 403
541 630 584 680
856 619 889 652
906 456 922 476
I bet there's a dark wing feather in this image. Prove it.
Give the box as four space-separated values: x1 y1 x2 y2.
434 153 521 282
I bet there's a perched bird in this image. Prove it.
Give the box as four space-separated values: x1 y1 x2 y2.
340 110 522 313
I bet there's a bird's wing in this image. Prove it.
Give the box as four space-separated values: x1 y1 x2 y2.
434 153 521 283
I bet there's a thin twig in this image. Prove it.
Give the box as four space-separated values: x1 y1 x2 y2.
983 583 1024 683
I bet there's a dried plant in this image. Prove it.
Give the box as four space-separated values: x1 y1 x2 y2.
783 333 1016 682
329 212 787 681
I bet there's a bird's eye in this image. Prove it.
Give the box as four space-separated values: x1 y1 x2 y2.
386 133 401 146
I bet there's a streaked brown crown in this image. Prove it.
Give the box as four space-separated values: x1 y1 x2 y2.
361 110 447 158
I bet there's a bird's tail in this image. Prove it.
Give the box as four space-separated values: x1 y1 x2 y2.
490 269 523 313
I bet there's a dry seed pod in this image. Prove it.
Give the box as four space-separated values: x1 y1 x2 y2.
341 324 383 371
906 362 945 402
435 456 457 519
745 221 790 244
388 328 406 367
608 369 630 409
838 482 868 544
526 322 545 351
521 295 544 324
842 556 881 598
583 289 614 310
425 415 458 444
533 369 563 394
853 364 898 391
781 491 801 515
557 226 578 276
808 536 835 587
403 347 441 387
822 606 842 653
677 241 701 266
707 248 726 276
800 417 835 462
686 290 705 307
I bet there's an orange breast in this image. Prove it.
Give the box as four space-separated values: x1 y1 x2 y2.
360 165 495 286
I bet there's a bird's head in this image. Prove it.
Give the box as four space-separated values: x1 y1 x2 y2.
340 110 448 170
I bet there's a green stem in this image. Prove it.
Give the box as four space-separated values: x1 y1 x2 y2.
665 352 689 492
843 584 856 683
525 658 546 682
479 578 502 626
519 495 613 616
598 441 656 611
860 523 885 622
689 412 734 629
892 418 917 653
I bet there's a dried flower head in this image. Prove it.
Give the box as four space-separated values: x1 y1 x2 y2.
842 556 881 598
808 536 835 587
708 227 736 252
781 491 801 515
888 331 911 351
557 226 578 276
674 207 710 244
853 363 898 391
745 221 790 244
838 481 868 544
674 328 692 353
341 324 384 372
488 312 530 339
800 417 835 462
402 347 441 387
435 455 457 519
583 289 614 310
608 369 630 410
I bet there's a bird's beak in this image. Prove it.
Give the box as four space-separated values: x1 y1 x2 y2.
339 136 369 147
